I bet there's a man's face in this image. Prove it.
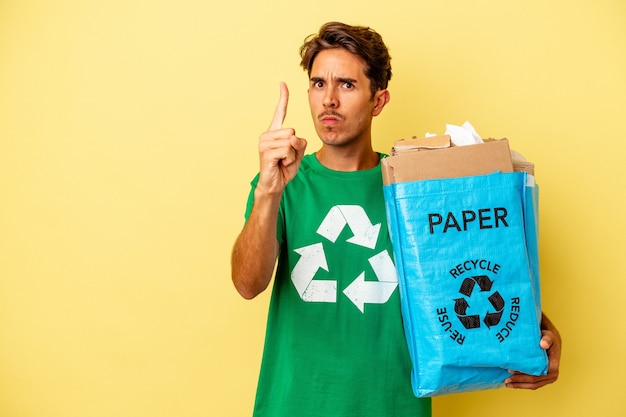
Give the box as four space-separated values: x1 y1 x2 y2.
308 48 386 148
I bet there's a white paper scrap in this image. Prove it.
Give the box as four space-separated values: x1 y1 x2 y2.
445 121 484 146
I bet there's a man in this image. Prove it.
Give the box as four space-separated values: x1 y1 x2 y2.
231 22 561 417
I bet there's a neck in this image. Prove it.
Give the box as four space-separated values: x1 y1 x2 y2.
315 145 380 171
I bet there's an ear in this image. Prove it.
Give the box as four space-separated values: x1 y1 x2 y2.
372 89 390 117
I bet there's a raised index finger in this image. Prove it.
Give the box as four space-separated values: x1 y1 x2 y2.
269 82 289 131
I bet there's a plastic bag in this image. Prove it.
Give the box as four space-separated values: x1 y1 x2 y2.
384 171 548 397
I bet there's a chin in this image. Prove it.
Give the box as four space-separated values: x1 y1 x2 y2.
320 136 346 146
317 128 341 143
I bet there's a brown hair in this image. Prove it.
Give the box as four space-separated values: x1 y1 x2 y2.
299 22 392 98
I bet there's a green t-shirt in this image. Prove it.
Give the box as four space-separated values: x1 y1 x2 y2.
246 154 431 417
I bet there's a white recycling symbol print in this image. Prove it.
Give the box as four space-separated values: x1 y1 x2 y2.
290 205 398 313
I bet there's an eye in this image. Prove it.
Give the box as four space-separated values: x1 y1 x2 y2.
342 81 354 89
312 80 324 88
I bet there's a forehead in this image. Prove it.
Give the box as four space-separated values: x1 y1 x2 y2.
310 48 368 80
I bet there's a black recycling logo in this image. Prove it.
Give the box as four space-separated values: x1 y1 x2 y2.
454 275 505 329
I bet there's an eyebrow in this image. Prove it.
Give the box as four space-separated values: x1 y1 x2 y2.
310 76 358 84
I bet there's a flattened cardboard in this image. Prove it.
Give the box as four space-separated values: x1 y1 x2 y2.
382 138 514 185
391 135 451 155
510 149 535 176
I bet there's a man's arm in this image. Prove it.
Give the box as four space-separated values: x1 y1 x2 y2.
505 312 561 389
231 82 307 299
231 189 281 299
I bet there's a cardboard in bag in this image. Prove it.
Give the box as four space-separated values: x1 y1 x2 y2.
382 137 515 185
390 135 451 154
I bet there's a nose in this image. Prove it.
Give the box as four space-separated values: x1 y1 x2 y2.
323 88 338 108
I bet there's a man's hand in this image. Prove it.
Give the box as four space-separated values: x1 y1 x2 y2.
231 83 307 300
505 314 561 390
256 82 307 195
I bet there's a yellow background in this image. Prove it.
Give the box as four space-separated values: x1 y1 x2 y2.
1 1 624 416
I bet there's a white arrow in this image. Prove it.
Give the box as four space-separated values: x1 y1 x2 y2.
316 205 381 249
368 250 398 284
341 205 381 249
315 206 346 243
302 280 336 303
291 243 336 303
343 273 398 313
343 250 398 313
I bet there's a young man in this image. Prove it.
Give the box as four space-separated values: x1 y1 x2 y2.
231 22 561 417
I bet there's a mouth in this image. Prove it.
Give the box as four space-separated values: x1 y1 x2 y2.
319 111 344 126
